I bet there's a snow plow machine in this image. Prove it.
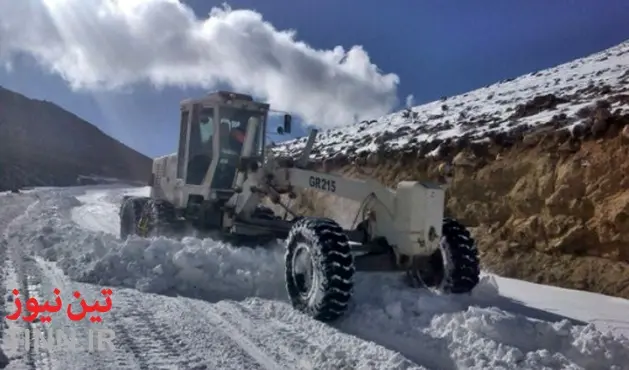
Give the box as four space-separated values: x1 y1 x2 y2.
119 91 481 322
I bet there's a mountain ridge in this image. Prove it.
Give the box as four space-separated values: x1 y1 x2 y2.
0 85 151 190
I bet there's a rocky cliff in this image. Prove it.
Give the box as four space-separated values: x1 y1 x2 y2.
273 40 629 299
0 86 151 190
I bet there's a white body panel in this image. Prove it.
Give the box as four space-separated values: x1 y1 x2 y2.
393 181 444 257
281 169 444 257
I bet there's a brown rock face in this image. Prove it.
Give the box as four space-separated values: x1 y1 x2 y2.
451 134 629 298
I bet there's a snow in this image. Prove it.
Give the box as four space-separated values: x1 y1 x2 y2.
70 186 149 235
1 186 628 369
272 40 629 160
496 276 629 337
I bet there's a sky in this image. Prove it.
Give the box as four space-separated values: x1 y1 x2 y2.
0 0 628 158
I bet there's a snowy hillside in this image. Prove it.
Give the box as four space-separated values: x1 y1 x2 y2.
0 186 628 369
273 40 629 160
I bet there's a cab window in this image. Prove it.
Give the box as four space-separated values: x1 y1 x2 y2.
217 107 263 157
186 107 214 185
199 112 214 144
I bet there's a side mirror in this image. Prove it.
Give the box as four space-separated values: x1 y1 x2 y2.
283 114 292 134
277 126 285 135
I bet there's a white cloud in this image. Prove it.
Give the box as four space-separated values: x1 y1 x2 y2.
0 0 400 129
405 94 415 108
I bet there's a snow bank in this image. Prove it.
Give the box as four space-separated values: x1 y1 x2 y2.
8 191 287 303
340 274 629 369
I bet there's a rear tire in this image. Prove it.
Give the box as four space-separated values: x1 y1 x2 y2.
437 218 480 294
137 199 177 238
285 217 354 322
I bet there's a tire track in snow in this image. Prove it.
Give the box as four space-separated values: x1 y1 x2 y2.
9 253 103 370
32 258 182 370
202 299 422 370
193 305 287 370
1 190 288 369
212 302 314 368
108 289 206 370
6 262 42 370
2 193 151 369
4 252 141 369
1 191 171 369
106 312 152 370
1 198 44 370
145 297 276 369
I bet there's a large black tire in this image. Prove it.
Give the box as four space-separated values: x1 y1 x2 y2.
436 217 480 294
119 196 150 239
284 217 354 322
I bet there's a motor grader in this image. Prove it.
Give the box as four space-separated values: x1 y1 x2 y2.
119 91 480 322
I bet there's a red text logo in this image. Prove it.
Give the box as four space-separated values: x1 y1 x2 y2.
6 288 113 324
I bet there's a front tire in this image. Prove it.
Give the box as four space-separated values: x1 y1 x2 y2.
137 199 177 238
119 196 149 239
285 217 354 322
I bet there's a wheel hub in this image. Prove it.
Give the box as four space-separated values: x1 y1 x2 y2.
406 245 448 289
291 243 316 299
137 215 149 237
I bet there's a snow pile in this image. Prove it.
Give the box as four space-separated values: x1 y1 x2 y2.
273 39 629 160
340 274 629 369
6 191 287 303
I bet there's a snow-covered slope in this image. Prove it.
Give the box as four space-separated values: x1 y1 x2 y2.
273 40 629 160
0 186 628 369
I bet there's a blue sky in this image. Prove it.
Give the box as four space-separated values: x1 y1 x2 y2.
1 0 628 157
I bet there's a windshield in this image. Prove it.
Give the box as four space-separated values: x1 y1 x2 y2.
208 107 264 190
218 107 263 157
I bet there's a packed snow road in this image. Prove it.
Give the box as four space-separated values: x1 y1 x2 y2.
0 186 628 370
